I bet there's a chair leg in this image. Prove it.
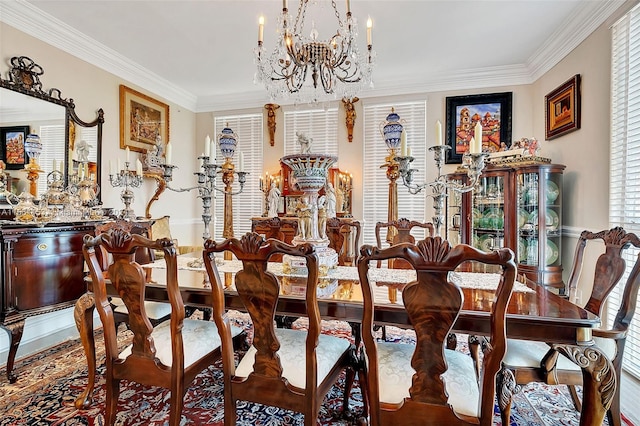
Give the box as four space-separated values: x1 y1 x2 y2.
357 348 369 422
105 377 120 426
169 387 185 426
496 365 520 426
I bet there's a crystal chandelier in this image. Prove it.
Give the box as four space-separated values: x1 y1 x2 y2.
254 0 375 103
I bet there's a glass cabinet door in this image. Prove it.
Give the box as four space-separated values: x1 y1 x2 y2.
516 165 564 293
471 173 507 251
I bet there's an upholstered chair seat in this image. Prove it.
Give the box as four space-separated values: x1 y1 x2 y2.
374 342 480 417
236 328 352 388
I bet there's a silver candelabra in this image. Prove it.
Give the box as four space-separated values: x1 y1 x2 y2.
161 154 248 241
109 161 143 220
397 145 487 236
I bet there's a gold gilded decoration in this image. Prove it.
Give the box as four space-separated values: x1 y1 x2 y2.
264 103 280 147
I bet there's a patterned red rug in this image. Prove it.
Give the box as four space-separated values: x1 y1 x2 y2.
0 313 608 425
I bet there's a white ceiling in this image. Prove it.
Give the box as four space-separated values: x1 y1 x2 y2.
0 0 629 111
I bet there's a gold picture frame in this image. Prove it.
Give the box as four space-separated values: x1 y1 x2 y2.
119 85 169 153
545 74 581 140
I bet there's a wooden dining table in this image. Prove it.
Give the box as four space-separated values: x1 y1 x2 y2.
72 257 612 426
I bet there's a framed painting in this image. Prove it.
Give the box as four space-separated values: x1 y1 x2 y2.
445 92 513 164
545 74 581 140
119 85 170 154
1 126 29 169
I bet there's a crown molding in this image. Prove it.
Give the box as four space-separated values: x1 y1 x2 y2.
527 0 627 80
1 0 626 113
0 0 197 110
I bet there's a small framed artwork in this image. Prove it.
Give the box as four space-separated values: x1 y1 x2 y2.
119 84 170 154
0 126 29 169
545 74 581 140
445 92 513 164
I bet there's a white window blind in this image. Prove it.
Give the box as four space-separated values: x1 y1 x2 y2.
283 107 339 156
362 101 428 247
37 124 66 196
212 114 263 240
609 2 640 379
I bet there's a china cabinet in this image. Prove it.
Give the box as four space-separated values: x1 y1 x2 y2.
447 162 565 293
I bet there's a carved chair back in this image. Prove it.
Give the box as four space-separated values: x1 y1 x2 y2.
251 216 299 261
357 237 516 425
203 232 355 425
326 217 361 266
374 218 435 268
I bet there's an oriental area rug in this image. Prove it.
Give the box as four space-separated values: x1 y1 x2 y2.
0 312 614 426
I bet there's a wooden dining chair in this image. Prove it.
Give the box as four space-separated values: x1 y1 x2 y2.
357 236 516 425
497 226 640 426
375 218 435 268
251 216 299 262
83 226 243 426
203 232 357 426
95 220 172 333
326 217 361 266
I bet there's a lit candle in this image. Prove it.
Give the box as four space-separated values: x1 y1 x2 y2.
435 120 443 146
205 134 211 158
474 122 482 149
238 152 245 172
125 146 130 163
109 160 114 175
166 142 172 164
136 159 143 175
367 18 372 46
469 137 478 154
258 16 264 43
400 129 407 156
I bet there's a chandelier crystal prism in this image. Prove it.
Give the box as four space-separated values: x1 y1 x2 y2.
254 0 375 103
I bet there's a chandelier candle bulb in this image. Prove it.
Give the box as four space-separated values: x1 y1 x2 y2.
258 16 264 43
52 159 56 173
109 160 114 175
126 146 130 163
436 120 443 146
239 152 245 172
367 18 372 46
346 0 351 13
282 0 287 10
474 122 482 150
117 158 122 173
407 147 412 157
136 159 143 176
166 142 172 164
205 134 211 157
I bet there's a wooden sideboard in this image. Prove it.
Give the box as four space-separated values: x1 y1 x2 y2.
0 222 96 382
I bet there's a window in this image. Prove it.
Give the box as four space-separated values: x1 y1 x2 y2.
212 113 263 240
362 101 428 247
283 107 339 156
609 3 640 379
37 124 67 196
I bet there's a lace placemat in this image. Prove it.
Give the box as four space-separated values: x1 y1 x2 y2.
146 257 533 293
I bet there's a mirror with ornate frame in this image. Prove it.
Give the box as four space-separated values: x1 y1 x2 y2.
0 56 103 203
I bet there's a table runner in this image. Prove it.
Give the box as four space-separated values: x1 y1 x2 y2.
146 257 533 293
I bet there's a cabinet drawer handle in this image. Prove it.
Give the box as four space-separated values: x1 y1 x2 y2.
37 243 48 251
